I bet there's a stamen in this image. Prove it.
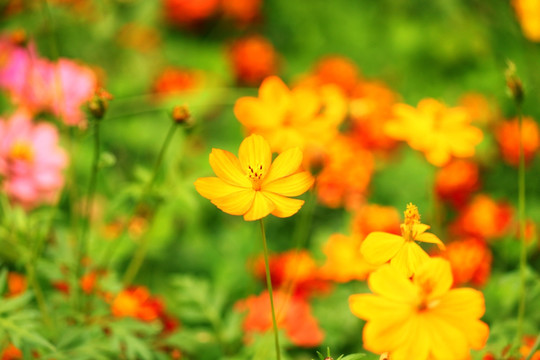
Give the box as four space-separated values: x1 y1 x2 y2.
9 141 34 162
247 163 265 190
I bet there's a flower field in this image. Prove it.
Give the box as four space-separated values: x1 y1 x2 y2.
1 0 540 359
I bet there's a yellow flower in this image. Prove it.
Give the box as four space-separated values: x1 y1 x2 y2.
360 203 445 277
195 134 314 221
386 99 483 167
349 258 489 360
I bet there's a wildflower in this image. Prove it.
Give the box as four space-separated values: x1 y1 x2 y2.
361 203 445 277
349 258 489 360
0 110 68 209
386 98 483 166
171 105 192 125
252 250 330 298
88 88 113 120
111 286 163 322
221 0 261 25
195 134 314 221
320 233 378 282
6 272 26 297
164 0 220 27
299 56 360 96
438 238 492 287
435 160 480 208
512 0 540 42
228 36 278 86
316 135 374 210
495 117 539 167
152 67 202 96
351 204 401 239
234 76 347 155
80 271 99 294
0 344 22 360
458 93 498 126
235 290 324 347
451 194 513 240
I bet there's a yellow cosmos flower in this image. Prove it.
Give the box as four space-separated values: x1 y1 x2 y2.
195 134 314 221
386 98 483 167
360 203 445 277
349 258 489 360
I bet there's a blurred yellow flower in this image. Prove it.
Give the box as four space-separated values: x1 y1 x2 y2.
349 258 489 360
195 134 314 221
361 203 445 277
386 99 483 167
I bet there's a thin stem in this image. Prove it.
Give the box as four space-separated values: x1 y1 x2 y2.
259 219 281 360
25 261 52 328
517 103 527 345
122 123 179 286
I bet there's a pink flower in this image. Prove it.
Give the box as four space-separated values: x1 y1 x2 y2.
0 110 68 209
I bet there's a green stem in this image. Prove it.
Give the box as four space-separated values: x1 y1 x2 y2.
517 103 527 345
25 262 52 327
259 219 282 360
122 123 179 286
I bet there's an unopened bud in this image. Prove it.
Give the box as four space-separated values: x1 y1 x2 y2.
172 105 192 126
10 29 27 46
88 88 113 120
505 61 524 105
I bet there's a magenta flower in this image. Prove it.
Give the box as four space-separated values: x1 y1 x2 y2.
0 110 68 209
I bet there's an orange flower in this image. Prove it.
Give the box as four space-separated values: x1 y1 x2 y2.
386 98 483 166
80 271 99 295
351 204 401 239
235 290 324 347
111 286 163 322
320 233 378 282
495 117 539 167
451 194 513 240
6 272 26 297
0 344 22 360
438 238 492 287
306 56 360 96
520 335 540 360
228 36 278 86
512 0 540 41
195 134 314 221
349 81 399 152
220 0 261 25
458 93 498 126
152 67 202 95
164 0 219 27
361 203 445 277
349 258 489 360
252 250 330 297
316 135 374 210
234 76 347 155
435 160 480 208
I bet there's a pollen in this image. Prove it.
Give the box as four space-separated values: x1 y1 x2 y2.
247 164 265 190
9 141 34 162
404 203 420 226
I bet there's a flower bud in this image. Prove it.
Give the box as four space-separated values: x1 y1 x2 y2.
171 105 192 126
88 88 113 120
505 61 524 105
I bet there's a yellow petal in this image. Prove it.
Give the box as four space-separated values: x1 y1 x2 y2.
262 147 303 185
349 294 413 322
361 232 405 265
233 97 282 129
413 223 430 236
414 258 452 300
211 189 255 216
422 313 469 360
415 232 445 250
263 171 314 197
388 316 430 360
368 264 418 303
243 191 275 221
259 76 291 116
433 288 486 320
238 134 272 177
459 320 489 350
209 149 251 188
195 177 243 200
263 191 304 218
390 241 429 278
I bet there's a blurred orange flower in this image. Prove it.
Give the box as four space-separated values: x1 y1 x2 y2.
451 194 514 240
386 98 483 166
320 233 378 282
351 204 401 238
512 0 540 41
235 290 324 347
80 271 99 295
234 76 347 155
0 344 22 360
221 0 261 25
6 272 26 297
458 93 498 126
438 238 492 287
153 67 202 95
195 134 314 221
299 56 360 96
252 250 330 298
361 203 445 277
350 258 489 360
228 36 278 86
164 0 219 27
111 286 163 322
495 117 539 167
316 135 374 210
435 159 480 208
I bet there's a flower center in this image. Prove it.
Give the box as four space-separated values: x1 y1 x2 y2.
9 141 34 162
403 203 420 241
247 163 265 190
